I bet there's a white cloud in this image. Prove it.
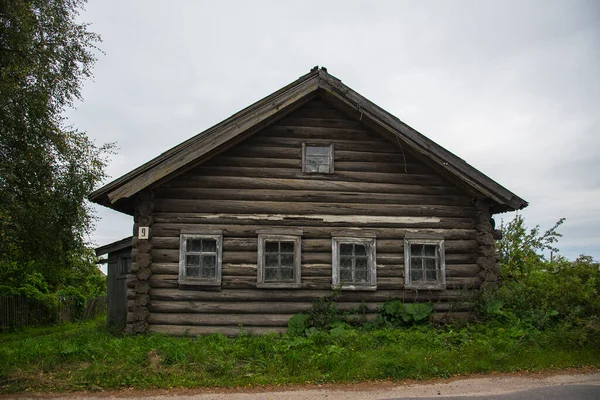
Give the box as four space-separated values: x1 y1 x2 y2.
70 0 600 260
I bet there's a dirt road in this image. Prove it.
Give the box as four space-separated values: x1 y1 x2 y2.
6 370 600 399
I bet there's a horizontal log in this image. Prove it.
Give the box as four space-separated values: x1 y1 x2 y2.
163 176 463 196
153 199 476 218
285 106 349 119
244 136 402 154
148 313 294 327
150 224 477 239
187 165 448 186
202 156 428 174
224 146 421 164
151 262 480 279
150 248 476 265
154 188 473 207
147 300 472 317
147 273 480 291
277 117 366 130
149 288 473 302
148 324 287 337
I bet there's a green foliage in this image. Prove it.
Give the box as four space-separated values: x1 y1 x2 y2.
0 0 112 296
379 300 434 326
287 313 309 336
306 289 343 329
498 213 564 279
1 316 599 393
480 214 599 332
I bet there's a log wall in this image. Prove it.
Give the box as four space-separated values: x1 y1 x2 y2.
128 98 493 335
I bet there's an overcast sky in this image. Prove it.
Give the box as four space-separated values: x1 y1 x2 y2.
69 0 600 261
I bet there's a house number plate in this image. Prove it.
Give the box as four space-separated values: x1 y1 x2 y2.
138 226 150 240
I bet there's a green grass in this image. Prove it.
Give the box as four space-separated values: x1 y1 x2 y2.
1 315 599 393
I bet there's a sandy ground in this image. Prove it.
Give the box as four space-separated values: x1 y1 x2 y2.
5 370 600 400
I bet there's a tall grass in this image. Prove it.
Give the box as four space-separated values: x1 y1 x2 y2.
1 315 598 393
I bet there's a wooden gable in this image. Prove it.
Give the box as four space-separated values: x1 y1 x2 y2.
89 67 527 216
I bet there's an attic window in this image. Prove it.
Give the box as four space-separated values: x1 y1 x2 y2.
302 143 334 174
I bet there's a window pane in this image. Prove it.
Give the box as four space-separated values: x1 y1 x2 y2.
340 244 353 255
186 266 200 278
424 258 436 270
265 241 279 253
423 245 436 257
265 268 278 281
265 254 279 268
355 270 367 283
317 164 330 173
426 270 437 282
411 244 423 256
411 270 423 282
306 146 330 156
305 163 319 173
280 242 295 253
202 267 216 279
340 269 352 282
355 257 368 270
186 255 200 266
202 239 216 253
202 255 216 268
187 239 202 252
280 254 294 268
340 257 353 269
280 268 294 281
354 244 367 256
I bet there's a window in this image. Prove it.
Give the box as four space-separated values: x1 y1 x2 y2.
302 143 334 173
404 237 445 289
257 234 302 288
179 234 223 286
332 237 376 290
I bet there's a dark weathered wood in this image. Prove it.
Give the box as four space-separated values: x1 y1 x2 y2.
189 165 450 186
149 288 472 302
151 223 477 238
244 136 402 154
153 188 473 207
151 237 476 253
153 199 476 218
148 313 295 326
162 176 462 196
148 324 287 337
285 106 349 119
278 117 365 130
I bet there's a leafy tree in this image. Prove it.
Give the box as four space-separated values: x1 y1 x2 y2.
497 213 564 279
0 0 112 294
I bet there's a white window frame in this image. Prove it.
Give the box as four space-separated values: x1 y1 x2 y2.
332 236 377 291
257 234 302 289
178 233 223 287
302 142 334 174
404 237 446 290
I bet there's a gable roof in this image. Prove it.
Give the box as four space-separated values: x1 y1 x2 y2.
89 67 527 215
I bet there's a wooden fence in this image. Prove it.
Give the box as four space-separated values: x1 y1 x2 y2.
0 295 107 330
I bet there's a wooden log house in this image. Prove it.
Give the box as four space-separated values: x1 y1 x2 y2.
89 67 528 335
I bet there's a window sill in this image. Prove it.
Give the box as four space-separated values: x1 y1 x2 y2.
257 282 303 289
404 284 446 291
178 280 221 288
333 284 377 292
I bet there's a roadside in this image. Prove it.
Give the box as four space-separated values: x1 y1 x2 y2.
4 369 599 400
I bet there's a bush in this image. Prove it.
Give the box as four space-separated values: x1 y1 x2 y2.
480 214 599 331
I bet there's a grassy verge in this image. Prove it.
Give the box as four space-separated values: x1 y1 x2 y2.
1 315 599 393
